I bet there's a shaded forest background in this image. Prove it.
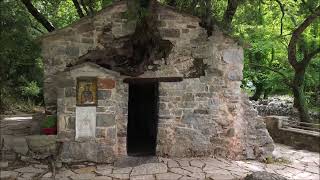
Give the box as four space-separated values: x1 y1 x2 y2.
0 0 319 123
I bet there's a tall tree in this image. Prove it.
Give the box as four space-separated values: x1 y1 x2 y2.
288 5 320 123
233 0 320 122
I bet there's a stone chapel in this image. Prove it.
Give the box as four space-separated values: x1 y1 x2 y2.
40 1 274 163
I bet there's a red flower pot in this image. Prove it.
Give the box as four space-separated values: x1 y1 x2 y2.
42 127 57 135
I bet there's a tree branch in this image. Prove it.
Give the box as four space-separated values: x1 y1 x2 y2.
87 0 95 15
189 0 198 15
80 0 90 16
72 0 85 18
21 0 55 32
288 5 320 70
223 0 239 29
302 47 320 67
249 63 292 87
200 0 214 36
275 0 285 35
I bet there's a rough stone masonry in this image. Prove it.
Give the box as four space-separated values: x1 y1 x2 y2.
40 1 274 163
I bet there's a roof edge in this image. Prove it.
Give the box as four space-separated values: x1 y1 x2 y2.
37 1 205 42
156 2 201 21
38 0 127 41
56 62 121 77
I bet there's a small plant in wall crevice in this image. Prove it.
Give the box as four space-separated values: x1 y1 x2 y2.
41 115 57 135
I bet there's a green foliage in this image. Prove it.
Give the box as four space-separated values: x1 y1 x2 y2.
0 0 43 113
42 115 57 128
232 0 320 109
101 0 114 7
21 81 41 98
264 156 291 164
162 0 218 21
161 0 319 111
32 0 79 28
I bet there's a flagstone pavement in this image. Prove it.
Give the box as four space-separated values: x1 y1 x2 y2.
1 144 319 180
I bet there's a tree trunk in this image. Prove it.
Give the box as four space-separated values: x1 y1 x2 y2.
21 0 55 32
223 0 238 29
72 0 85 18
292 69 311 123
263 88 271 99
80 0 90 15
287 5 319 123
250 82 264 101
127 0 141 17
203 0 213 36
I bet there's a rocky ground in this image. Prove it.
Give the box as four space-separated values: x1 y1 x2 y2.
251 96 320 122
1 144 319 180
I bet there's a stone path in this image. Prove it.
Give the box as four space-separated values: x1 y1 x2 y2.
1 144 319 180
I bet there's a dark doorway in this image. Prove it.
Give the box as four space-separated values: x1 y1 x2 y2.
127 82 159 156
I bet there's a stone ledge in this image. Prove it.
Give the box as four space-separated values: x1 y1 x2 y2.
1 135 58 161
59 140 115 163
265 116 320 152
280 127 320 137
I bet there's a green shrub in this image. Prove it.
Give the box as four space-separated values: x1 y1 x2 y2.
42 115 57 128
263 156 291 164
21 81 41 98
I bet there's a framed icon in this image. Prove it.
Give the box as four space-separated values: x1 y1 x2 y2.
76 77 97 106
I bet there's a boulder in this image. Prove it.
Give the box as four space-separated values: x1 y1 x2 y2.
25 135 57 159
244 171 288 180
59 141 115 163
2 135 28 155
12 136 29 155
0 171 19 180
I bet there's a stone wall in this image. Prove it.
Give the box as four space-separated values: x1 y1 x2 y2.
55 63 128 163
1 135 57 161
40 1 274 162
252 97 320 122
156 80 274 160
265 116 320 152
41 1 130 112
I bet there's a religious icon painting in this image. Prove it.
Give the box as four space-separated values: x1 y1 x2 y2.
76 77 97 106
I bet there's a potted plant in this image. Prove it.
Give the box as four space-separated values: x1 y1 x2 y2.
41 115 57 135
